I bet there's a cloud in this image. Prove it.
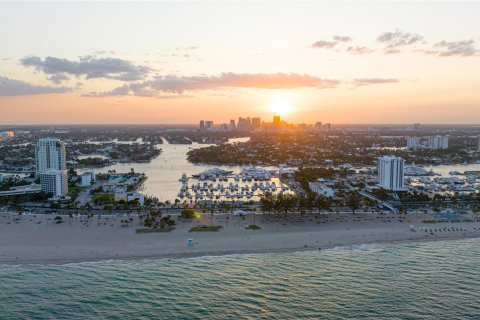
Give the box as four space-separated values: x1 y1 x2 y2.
311 40 338 49
47 73 70 84
377 29 424 53
20 55 152 82
431 39 478 57
333 35 352 42
151 73 324 92
148 73 338 93
85 72 339 97
0 76 71 96
352 78 399 87
311 35 352 49
93 50 117 55
346 46 374 55
176 46 198 51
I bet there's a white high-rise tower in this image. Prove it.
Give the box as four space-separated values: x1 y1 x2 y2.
35 138 67 174
35 138 68 197
427 135 449 150
378 156 405 191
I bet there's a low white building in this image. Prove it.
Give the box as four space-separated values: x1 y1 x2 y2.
308 181 335 197
81 170 96 186
278 164 298 175
39 169 68 198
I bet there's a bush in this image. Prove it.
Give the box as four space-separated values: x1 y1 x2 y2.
181 209 196 219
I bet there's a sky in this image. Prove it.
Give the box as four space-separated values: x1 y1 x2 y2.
0 1 479 125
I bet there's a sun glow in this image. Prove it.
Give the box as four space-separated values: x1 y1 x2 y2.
268 99 294 116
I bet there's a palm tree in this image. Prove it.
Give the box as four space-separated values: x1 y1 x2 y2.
259 192 274 215
17 206 25 220
314 195 330 214
297 195 307 215
280 194 297 218
347 192 361 214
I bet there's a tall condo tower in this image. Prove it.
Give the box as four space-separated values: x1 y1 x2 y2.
378 156 405 191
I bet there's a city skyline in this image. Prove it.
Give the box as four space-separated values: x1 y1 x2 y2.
1 2 480 124
2 3 480 318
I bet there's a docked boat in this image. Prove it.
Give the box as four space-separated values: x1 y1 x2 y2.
192 168 234 180
449 171 462 176
179 172 188 182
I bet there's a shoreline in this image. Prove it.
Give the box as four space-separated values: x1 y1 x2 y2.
1 212 479 266
1 234 479 267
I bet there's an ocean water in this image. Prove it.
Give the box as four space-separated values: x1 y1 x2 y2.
1 239 479 319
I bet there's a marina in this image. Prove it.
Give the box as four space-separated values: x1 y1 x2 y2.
407 169 480 193
177 167 290 202
78 138 290 202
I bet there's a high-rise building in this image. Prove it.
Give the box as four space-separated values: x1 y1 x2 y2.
406 137 420 149
427 135 448 149
378 156 405 191
205 121 214 130
39 169 68 197
229 119 236 131
35 138 68 197
237 117 251 131
322 123 331 131
273 115 280 130
199 120 205 131
477 136 480 151
251 117 261 129
35 138 67 174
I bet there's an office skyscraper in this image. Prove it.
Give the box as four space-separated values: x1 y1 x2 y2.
273 115 280 130
251 117 261 129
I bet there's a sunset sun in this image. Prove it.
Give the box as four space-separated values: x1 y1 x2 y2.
268 99 294 116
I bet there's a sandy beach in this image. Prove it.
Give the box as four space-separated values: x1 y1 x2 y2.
1 211 479 265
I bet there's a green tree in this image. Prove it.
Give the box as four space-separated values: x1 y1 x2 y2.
259 192 274 214
347 192 361 214
314 195 331 213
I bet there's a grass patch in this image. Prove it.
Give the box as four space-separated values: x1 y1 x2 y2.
68 185 86 200
92 193 115 205
422 220 471 224
245 224 261 230
136 227 175 234
189 225 223 232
